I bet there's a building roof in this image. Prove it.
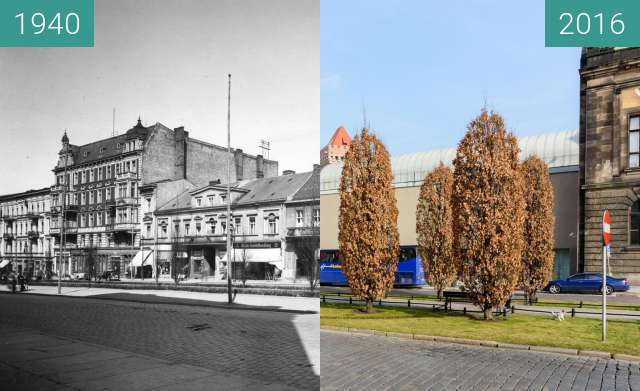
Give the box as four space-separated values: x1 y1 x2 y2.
156 171 314 213
320 129 579 192
290 168 319 202
0 187 51 202
234 172 313 206
324 126 351 148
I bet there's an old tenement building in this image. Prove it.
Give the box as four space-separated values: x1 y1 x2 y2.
49 118 277 277
580 48 640 284
139 168 319 281
0 188 52 276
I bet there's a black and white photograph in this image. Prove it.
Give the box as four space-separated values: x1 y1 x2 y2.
0 1 319 390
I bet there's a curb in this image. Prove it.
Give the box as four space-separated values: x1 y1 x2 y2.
320 326 640 362
31 281 318 298
0 290 319 315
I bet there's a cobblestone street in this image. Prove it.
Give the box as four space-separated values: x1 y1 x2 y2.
0 293 319 390
321 330 640 391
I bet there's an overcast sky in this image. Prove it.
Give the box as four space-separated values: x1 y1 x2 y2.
0 0 319 194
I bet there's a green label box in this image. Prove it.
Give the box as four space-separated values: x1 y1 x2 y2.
546 0 640 47
0 0 93 47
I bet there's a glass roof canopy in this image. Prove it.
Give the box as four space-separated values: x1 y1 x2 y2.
320 129 578 194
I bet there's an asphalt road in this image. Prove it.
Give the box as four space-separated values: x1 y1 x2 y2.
321 330 640 391
0 293 319 390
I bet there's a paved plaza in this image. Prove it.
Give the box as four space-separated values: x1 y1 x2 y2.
0 293 319 390
321 330 640 391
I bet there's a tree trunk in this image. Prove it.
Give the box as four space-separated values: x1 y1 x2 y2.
436 288 443 301
483 305 493 320
528 289 537 305
366 299 373 313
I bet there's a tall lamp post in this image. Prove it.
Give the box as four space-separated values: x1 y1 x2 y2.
226 73 234 304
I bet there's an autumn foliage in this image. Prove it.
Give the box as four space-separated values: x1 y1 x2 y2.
416 163 456 299
520 156 555 304
452 110 525 319
339 128 399 313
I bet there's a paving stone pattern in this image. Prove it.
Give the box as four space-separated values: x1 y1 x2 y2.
0 294 319 390
321 331 640 391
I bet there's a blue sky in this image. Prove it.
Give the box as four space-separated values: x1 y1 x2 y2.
321 0 581 155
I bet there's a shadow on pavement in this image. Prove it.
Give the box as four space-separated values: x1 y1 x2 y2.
0 293 320 390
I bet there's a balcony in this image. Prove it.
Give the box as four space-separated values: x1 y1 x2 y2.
0 214 15 221
116 197 138 206
2 233 14 240
50 184 66 192
49 222 78 235
107 222 138 232
287 226 320 237
116 171 137 181
27 231 39 239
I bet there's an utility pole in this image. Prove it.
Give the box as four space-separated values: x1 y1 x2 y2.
226 74 233 304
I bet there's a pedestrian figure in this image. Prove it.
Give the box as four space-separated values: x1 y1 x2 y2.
8 271 17 293
18 272 26 292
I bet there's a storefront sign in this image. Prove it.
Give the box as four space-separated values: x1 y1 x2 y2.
233 241 280 249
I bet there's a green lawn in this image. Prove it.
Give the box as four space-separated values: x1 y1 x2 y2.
321 302 640 356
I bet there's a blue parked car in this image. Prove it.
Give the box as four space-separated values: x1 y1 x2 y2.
545 273 630 295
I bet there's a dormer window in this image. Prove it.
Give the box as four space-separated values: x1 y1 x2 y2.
83 151 88 157
99 147 105 154
196 197 202 207
116 142 122 149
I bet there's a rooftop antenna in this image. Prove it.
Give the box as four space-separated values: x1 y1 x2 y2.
362 100 370 130
112 108 116 136
259 139 271 159
482 88 488 111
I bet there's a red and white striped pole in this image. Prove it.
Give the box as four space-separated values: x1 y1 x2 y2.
602 210 611 342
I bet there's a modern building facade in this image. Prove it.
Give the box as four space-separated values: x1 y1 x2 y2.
140 168 319 281
0 188 53 276
579 47 640 284
50 118 278 278
320 130 580 280
320 126 352 166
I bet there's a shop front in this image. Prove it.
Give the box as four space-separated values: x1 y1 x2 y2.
231 241 283 280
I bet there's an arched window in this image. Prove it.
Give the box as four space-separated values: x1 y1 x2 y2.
630 201 640 245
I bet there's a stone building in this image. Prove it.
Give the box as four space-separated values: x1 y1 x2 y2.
139 168 319 281
0 187 53 276
579 47 640 284
320 130 580 280
51 118 278 278
320 126 351 165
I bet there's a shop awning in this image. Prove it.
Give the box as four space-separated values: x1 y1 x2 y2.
131 250 155 267
234 248 281 263
0 260 10 269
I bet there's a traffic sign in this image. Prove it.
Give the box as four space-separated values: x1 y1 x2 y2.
602 210 611 245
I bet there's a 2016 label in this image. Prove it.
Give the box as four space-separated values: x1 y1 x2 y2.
559 12 624 36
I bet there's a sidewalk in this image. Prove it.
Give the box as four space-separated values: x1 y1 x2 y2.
0 325 302 391
14 285 319 313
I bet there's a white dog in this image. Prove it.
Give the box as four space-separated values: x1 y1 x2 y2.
551 309 565 321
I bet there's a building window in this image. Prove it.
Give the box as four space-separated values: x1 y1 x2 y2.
208 195 214 205
235 217 242 235
174 224 180 237
266 214 277 235
630 202 640 245
296 210 304 227
196 198 202 207
184 223 190 236
313 209 320 227
196 223 201 235
630 116 640 168
249 216 256 234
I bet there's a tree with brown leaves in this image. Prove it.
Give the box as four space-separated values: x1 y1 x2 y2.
452 109 525 320
416 163 456 299
339 128 399 313
520 155 555 304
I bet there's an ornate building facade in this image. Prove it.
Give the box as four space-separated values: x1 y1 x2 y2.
0 187 53 276
320 126 351 165
579 47 640 284
50 118 278 277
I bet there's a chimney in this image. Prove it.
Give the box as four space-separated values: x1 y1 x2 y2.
174 127 188 179
312 164 320 173
234 148 244 181
256 154 264 179
283 170 295 175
